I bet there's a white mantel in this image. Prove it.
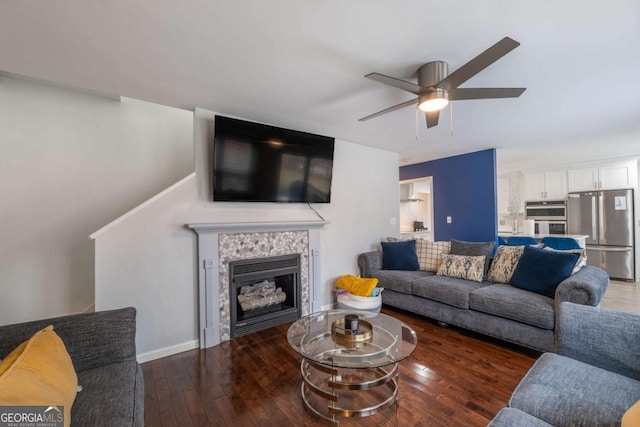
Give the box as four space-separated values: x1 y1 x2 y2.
188 220 327 348
188 220 328 234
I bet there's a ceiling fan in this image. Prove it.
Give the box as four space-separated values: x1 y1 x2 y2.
359 37 526 128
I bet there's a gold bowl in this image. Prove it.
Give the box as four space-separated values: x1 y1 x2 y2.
331 316 373 348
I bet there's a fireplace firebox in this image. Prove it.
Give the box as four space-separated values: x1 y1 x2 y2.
229 254 301 338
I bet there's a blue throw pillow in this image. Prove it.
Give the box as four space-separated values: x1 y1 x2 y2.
381 240 419 271
509 245 580 298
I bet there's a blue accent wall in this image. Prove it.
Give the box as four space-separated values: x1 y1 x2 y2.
400 149 497 243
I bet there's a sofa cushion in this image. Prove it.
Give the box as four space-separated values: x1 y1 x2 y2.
510 353 640 427
487 245 525 284
73 361 142 427
381 240 419 271
469 284 555 330
488 408 553 427
510 245 580 298
373 270 434 295
412 275 488 309
0 325 78 427
416 240 451 272
450 239 495 279
437 254 485 283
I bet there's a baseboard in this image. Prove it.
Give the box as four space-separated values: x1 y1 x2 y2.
81 304 95 313
136 339 199 363
321 302 335 311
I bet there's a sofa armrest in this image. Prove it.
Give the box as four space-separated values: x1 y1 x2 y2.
554 265 609 307
358 251 383 277
557 302 640 381
0 307 137 373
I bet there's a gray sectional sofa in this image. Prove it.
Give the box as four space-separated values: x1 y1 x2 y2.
358 250 609 352
489 302 640 426
0 307 144 427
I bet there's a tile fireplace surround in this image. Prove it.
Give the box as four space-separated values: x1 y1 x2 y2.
188 221 327 348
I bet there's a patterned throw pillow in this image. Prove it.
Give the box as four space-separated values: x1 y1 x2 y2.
437 254 486 283
543 247 587 275
487 245 525 284
450 239 495 280
416 240 451 272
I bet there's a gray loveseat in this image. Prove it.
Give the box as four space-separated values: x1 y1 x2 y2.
489 302 640 426
0 307 144 426
358 250 609 352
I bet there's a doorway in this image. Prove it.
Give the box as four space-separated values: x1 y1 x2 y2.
399 177 434 240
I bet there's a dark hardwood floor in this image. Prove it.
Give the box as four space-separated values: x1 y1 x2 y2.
143 281 639 426
143 307 540 426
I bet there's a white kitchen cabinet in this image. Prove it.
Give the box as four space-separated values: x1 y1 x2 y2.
567 168 598 192
524 170 567 201
599 162 636 189
567 161 637 192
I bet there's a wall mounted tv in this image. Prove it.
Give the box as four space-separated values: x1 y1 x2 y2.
213 116 335 203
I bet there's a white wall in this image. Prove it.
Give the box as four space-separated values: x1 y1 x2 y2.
0 76 193 325
95 108 399 361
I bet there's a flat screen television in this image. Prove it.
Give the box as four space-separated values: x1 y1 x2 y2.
213 116 335 203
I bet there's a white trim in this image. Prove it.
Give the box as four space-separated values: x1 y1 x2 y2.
321 303 335 312
0 70 123 102
90 172 196 239
136 339 199 363
81 303 95 313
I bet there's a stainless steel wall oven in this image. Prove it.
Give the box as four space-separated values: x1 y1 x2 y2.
533 220 567 235
525 200 567 220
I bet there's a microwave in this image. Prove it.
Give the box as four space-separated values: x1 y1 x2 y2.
525 200 567 221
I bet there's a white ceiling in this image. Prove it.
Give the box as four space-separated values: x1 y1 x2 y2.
2 1 640 172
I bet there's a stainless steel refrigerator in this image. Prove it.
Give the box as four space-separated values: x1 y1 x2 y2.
567 189 635 280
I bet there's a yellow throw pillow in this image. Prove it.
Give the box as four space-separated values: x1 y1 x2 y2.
0 325 78 427
622 399 640 427
336 275 379 297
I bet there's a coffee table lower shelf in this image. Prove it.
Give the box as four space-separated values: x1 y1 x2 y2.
300 358 399 424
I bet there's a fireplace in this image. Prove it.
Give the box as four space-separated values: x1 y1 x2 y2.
229 254 301 337
188 220 327 348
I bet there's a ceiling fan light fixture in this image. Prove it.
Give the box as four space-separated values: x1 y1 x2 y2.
418 89 449 112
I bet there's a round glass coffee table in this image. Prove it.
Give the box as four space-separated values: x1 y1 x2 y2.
287 310 417 424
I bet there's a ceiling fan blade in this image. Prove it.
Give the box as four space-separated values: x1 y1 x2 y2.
449 87 526 100
436 37 521 91
365 73 422 95
359 98 418 121
425 110 440 128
